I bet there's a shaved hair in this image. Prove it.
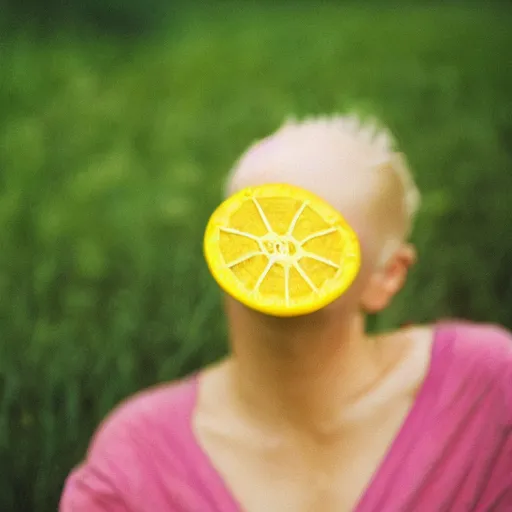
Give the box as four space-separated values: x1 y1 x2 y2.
225 114 422 266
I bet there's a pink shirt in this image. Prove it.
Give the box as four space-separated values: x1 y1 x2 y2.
60 322 512 511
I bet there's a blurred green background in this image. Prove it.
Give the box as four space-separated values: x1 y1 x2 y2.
1 1 511 510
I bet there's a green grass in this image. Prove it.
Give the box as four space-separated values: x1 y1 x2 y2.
1 3 511 511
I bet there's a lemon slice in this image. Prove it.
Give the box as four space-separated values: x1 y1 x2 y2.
204 183 361 317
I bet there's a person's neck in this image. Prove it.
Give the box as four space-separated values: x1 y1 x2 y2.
225 300 384 439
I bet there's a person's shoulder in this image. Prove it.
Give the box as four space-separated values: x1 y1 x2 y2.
61 376 206 510
434 320 512 418
87 375 197 462
408 320 512 354
111 375 197 424
407 320 512 402
438 320 512 363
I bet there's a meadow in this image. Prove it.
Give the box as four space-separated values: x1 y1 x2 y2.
1 3 511 510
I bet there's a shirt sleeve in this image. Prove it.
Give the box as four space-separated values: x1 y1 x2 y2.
487 324 512 414
59 386 214 512
59 407 142 512
486 324 512 509
59 465 131 512
498 325 512 508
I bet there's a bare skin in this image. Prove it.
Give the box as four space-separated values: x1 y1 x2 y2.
194 315 433 512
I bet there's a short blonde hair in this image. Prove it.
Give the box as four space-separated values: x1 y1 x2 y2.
225 114 422 264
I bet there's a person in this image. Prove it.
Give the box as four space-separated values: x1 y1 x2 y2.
60 115 512 511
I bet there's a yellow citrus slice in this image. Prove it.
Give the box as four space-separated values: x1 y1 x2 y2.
204 183 361 317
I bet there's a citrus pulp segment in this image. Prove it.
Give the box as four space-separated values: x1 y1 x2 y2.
204 183 361 316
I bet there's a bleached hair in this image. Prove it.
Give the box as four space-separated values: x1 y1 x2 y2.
225 114 422 262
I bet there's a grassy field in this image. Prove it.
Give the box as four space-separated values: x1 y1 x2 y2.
1 3 511 511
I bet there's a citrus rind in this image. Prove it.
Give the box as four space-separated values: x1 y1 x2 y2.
204 183 361 317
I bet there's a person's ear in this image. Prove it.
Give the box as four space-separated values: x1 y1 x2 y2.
360 244 416 313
